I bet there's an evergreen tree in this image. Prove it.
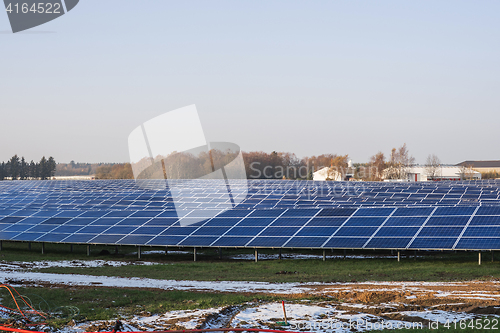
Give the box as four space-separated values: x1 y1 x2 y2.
29 160 36 179
5 161 11 179
48 156 56 178
34 162 40 179
39 156 48 180
20 157 27 180
10 155 20 180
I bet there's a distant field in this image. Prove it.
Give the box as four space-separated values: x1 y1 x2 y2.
1 241 498 283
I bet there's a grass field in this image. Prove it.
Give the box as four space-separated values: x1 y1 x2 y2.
1 241 497 283
35 257 500 283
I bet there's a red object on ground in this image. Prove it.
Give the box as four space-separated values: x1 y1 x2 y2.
282 300 288 325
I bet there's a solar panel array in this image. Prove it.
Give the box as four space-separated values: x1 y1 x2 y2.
0 179 499 250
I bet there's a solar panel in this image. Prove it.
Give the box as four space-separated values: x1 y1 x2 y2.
0 179 499 250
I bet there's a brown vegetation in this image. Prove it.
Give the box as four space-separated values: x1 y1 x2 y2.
95 164 134 179
482 170 500 179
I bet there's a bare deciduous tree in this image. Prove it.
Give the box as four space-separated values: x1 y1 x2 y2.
327 155 349 181
385 144 415 180
425 154 441 180
369 152 386 181
458 164 475 180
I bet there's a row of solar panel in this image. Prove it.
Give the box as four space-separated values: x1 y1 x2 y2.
1 180 498 196
1 185 497 195
2 223 499 237
2 194 498 207
3 205 500 217
0 204 499 249
0 230 497 250
2 197 496 206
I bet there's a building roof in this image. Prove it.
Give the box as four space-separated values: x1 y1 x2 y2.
456 160 500 168
407 166 481 177
383 165 481 180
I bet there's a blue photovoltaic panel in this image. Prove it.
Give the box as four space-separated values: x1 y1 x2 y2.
247 237 289 247
353 208 394 217
455 238 500 250
418 227 464 237
365 237 412 249
0 179 498 249
212 237 253 247
409 237 458 249
344 217 387 227
384 217 428 226
307 217 347 226
463 226 500 237
146 235 194 246
393 207 435 216
316 208 356 217
296 227 338 237
225 227 265 236
270 218 311 226
376 227 420 237
323 237 369 248
179 236 220 246
204 218 242 226
260 227 300 237
336 227 379 237
425 217 470 226
237 218 276 226
469 216 500 225
477 207 500 215
286 237 328 247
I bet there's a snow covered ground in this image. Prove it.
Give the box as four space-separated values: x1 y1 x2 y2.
0 260 158 271
53 302 499 333
59 308 225 333
0 270 316 294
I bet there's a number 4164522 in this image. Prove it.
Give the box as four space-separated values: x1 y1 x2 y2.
6 2 61 14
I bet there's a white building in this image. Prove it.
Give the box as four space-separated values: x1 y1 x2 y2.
313 160 355 181
393 166 481 182
313 167 342 181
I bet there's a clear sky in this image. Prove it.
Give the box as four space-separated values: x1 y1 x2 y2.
1 1 499 164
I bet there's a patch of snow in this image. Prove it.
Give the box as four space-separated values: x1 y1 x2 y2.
1 260 158 271
0 307 11 320
58 307 225 333
399 310 477 323
231 302 419 333
129 250 190 256
132 307 223 330
0 271 317 294
229 253 397 261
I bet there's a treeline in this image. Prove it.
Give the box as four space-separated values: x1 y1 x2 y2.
95 163 134 179
56 161 100 176
243 151 349 180
0 155 56 180
95 144 422 181
122 150 350 180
